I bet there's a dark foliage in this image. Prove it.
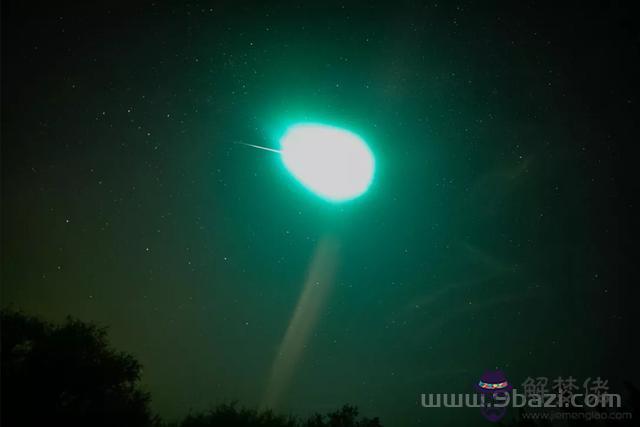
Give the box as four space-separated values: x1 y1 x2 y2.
176 402 382 427
179 402 298 427
302 405 383 427
1 309 156 427
1 310 383 427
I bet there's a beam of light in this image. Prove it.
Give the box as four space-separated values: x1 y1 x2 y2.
262 236 340 409
280 124 375 202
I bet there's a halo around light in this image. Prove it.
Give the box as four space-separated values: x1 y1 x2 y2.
279 123 375 202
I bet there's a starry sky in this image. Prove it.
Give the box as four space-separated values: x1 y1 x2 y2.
2 1 639 425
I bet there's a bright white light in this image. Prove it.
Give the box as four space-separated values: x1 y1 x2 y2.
280 124 375 202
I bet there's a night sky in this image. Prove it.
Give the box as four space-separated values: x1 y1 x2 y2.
2 1 639 425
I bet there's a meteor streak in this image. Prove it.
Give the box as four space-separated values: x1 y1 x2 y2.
234 141 281 153
236 123 375 202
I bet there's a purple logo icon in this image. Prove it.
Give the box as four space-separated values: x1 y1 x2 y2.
475 370 513 422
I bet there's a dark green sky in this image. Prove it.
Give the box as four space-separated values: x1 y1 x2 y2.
2 1 638 425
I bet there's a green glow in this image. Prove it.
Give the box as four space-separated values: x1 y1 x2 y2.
280 123 375 202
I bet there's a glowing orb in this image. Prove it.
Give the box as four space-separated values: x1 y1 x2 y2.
280 124 375 202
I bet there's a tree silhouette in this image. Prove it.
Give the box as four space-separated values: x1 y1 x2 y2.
178 403 382 427
1 309 383 427
180 402 298 427
303 405 383 427
1 309 156 427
